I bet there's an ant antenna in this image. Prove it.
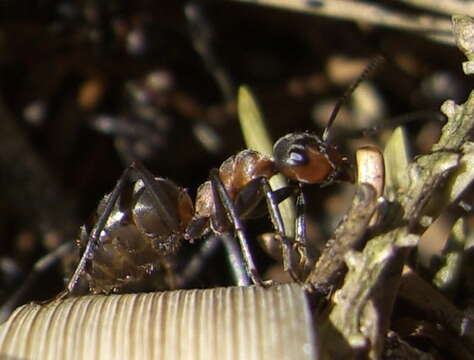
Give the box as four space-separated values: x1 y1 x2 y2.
322 55 385 143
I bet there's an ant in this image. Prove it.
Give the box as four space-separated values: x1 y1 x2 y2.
60 58 383 296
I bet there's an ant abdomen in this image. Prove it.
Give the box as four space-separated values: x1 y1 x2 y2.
130 179 194 252
79 177 193 294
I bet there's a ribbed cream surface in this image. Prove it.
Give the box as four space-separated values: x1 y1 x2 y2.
0 284 316 360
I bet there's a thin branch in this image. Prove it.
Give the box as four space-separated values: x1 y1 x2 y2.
230 0 454 45
398 0 474 18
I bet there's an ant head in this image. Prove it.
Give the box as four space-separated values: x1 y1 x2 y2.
273 132 353 184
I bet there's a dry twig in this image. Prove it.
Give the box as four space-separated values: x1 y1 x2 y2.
230 0 454 45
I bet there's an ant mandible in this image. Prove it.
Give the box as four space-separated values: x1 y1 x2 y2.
64 57 382 295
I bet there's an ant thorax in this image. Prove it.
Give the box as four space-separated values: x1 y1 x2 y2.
190 149 277 235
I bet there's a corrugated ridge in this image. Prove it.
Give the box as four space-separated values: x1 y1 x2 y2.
0 284 316 360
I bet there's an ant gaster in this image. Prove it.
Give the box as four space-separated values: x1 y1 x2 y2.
64 58 381 295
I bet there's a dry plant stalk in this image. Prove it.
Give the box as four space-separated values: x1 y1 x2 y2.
305 146 385 297
230 0 454 45
305 183 378 296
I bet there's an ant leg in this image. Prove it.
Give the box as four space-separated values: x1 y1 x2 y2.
295 187 306 249
0 242 74 320
175 236 220 288
175 234 251 287
221 232 252 286
294 186 313 274
66 161 183 295
258 177 300 282
209 169 270 286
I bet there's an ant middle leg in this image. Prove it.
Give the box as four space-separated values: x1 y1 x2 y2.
209 169 305 285
175 233 251 288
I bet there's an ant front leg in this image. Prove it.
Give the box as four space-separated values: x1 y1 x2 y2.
257 177 303 282
209 169 272 287
294 186 314 275
258 183 311 282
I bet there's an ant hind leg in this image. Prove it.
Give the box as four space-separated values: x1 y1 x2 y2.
0 242 74 320
66 161 181 296
65 165 136 295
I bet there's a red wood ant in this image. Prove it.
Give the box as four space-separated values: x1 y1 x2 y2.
62 58 382 296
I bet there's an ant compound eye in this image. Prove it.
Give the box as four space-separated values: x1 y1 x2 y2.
287 145 309 166
273 132 319 169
